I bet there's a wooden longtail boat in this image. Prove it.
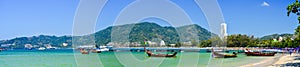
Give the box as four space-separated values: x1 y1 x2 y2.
81 51 89 54
80 48 89 54
146 50 177 57
244 49 276 56
212 48 237 58
144 47 177 57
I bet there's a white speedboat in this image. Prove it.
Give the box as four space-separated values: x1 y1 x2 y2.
100 47 109 51
98 46 110 51
38 47 46 50
91 49 101 53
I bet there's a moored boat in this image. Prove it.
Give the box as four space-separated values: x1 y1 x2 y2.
244 49 276 56
80 48 89 54
144 47 177 57
146 50 177 57
24 44 33 50
90 45 110 53
81 51 89 54
99 47 109 52
212 48 237 58
38 47 46 50
91 49 101 53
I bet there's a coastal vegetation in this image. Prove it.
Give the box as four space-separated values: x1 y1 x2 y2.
196 0 300 47
260 34 293 40
287 0 300 23
199 34 297 48
198 0 300 48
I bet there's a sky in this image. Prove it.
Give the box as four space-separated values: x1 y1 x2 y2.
0 0 299 40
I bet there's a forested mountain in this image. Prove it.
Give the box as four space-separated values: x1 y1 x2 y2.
0 35 72 48
260 33 294 40
0 22 215 48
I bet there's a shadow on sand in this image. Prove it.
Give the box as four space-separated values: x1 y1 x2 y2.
271 55 300 67
272 62 300 67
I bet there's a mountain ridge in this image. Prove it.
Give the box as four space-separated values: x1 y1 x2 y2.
0 22 215 48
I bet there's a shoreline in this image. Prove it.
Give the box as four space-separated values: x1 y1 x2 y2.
240 53 300 67
239 55 281 67
268 53 300 67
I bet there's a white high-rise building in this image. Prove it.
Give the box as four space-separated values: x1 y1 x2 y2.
160 40 165 47
220 23 227 39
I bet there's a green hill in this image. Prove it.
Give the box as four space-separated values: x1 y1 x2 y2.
260 33 294 40
0 22 215 48
0 35 72 48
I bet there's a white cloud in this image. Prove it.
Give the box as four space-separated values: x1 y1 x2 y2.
261 2 270 7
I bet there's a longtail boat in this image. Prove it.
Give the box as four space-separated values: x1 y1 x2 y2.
244 49 276 56
144 47 177 57
212 48 237 58
80 48 89 54
146 50 177 57
81 51 89 54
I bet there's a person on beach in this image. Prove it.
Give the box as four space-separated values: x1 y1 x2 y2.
289 49 292 56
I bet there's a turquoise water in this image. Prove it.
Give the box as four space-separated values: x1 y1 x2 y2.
0 49 272 67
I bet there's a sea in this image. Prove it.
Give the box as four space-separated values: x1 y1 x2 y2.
0 49 274 67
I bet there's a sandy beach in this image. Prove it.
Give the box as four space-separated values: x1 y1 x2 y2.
240 53 300 67
239 55 279 67
268 53 300 67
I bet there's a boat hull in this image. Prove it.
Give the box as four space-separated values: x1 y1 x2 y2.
245 52 276 56
213 52 237 58
91 49 101 53
79 48 90 54
146 51 177 57
81 52 89 54
211 48 237 58
244 49 276 56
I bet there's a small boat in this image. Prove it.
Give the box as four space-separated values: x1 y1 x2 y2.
144 47 177 57
44 44 57 49
81 51 89 54
212 48 237 58
244 49 276 56
95 45 110 52
91 49 101 53
24 44 33 50
90 45 110 53
99 47 109 51
146 50 177 57
38 47 46 50
80 48 89 54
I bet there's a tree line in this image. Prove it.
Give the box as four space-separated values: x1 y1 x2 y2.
198 33 298 48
